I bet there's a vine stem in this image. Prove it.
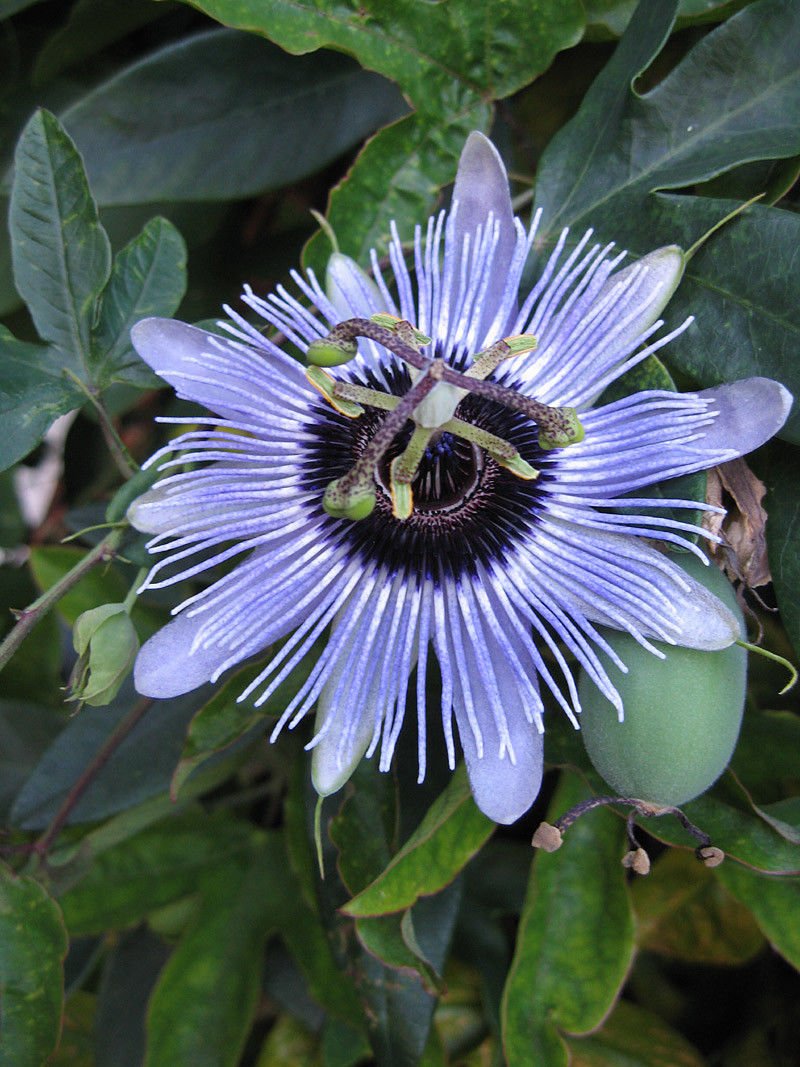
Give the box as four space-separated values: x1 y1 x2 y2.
31 696 154 861
63 369 138 479
0 527 126 674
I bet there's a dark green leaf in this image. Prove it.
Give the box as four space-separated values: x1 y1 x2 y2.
501 772 635 1065
60 29 407 205
9 686 205 829
10 109 111 369
536 0 800 239
169 0 585 113
0 701 67 819
584 0 752 39
144 835 280 1067
731 710 800 792
632 849 764 964
33 0 166 85
766 446 800 658
0 864 69 1067
95 929 172 1067
0 1 45 16
566 1000 705 1067
716 864 800 969
631 195 800 444
58 811 256 935
92 216 187 388
342 765 493 917
302 107 491 276
0 327 83 472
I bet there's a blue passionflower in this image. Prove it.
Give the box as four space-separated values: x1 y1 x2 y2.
128 133 791 823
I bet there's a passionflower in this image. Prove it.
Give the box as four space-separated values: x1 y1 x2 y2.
128 133 791 823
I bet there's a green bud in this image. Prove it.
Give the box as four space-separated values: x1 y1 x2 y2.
69 604 139 707
306 337 358 367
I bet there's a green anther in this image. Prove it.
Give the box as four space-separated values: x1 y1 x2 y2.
306 336 358 367
390 478 414 520
370 312 431 347
306 366 364 418
538 407 585 450
323 477 377 520
494 452 540 480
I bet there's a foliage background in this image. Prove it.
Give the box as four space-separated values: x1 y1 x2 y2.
1 0 799 1064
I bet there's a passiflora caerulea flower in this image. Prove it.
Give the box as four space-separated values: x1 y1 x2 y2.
128 133 791 824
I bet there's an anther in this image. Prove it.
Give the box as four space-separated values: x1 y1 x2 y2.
467 333 538 381
306 366 364 418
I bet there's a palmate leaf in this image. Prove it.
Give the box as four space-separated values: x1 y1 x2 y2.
160 0 585 114
533 0 800 440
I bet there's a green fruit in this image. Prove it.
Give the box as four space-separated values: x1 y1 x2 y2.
578 555 747 807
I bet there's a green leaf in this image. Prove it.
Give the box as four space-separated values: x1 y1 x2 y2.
0 327 83 472
716 864 800 970
144 835 280 1067
536 0 800 239
58 811 257 935
255 1015 320 1067
766 446 800 658
0 864 69 1067
32 0 166 85
731 710 800 792
59 28 407 205
302 107 491 276
342 765 493 917
167 0 585 114
584 0 752 39
632 849 764 964
10 109 111 369
501 772 635 1065
0 701 67 819
566 999 705 1067
92 216 187 388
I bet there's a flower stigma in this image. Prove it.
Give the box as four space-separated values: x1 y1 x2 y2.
306 315 582 521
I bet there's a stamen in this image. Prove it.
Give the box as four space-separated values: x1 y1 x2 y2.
441 417 539 480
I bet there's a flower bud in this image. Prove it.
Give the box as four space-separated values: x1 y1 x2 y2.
69 604 139 707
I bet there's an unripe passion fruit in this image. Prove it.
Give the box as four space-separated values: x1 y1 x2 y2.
578 555 747 806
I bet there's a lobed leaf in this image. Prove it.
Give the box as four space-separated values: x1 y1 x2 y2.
716 863 800 970
91 216 187 388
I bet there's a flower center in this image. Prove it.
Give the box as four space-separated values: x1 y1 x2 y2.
305 314 584 523
303 366 556 580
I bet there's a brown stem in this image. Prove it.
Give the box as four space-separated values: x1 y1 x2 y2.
0 527 126 675
32 697 154 860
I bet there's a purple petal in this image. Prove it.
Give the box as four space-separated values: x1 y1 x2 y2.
325 252 384 319
451 132 517 337
134 614 231 698
697 377 793 457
